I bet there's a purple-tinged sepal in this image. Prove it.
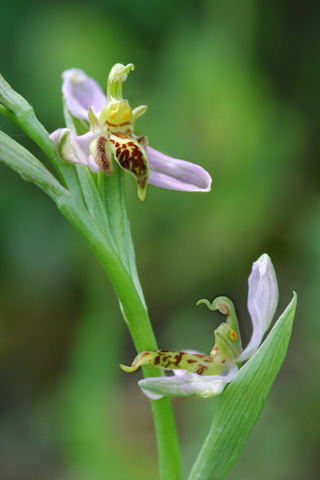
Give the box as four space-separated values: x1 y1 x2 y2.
147 146 212 192
62 69 106 120
239 253 279 361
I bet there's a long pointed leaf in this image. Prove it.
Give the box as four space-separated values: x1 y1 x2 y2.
188 293 297 480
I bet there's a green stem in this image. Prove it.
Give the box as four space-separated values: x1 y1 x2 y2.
57 195 181 480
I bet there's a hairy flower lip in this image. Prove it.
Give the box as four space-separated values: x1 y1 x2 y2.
53 67 212 194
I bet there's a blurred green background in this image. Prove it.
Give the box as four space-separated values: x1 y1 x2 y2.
1 0 319 478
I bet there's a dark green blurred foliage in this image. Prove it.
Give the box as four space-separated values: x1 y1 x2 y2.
0 0 319 479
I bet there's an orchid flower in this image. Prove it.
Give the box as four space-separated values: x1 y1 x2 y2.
49 64 212 201
120 254 279 399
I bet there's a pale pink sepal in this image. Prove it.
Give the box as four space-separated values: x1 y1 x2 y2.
49 128 102 173
62 69 107 120
239 254 279 361
147 146 212 192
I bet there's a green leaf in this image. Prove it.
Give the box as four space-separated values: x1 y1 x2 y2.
0 130 69 203
188 293 297 480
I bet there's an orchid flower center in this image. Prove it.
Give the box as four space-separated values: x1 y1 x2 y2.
87 63 149 201
100 99 133 134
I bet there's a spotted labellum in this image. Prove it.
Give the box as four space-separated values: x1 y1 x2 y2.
50 63 212 201
121 254 279 399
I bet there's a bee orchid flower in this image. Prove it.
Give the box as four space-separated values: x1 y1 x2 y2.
121 254 279 399
50 64 212 201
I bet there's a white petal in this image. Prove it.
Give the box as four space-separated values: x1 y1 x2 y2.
62 69 107 120
138 365 238 399
239 254 279 361
147 146 212 192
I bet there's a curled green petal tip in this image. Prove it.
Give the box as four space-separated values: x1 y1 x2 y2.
196 298 214 309
120 363 140 373
107 63 135 100
197 296 235 315
120 351 154 373
110 63 135 79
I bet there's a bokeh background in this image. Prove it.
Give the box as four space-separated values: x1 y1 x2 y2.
1 0 319 479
